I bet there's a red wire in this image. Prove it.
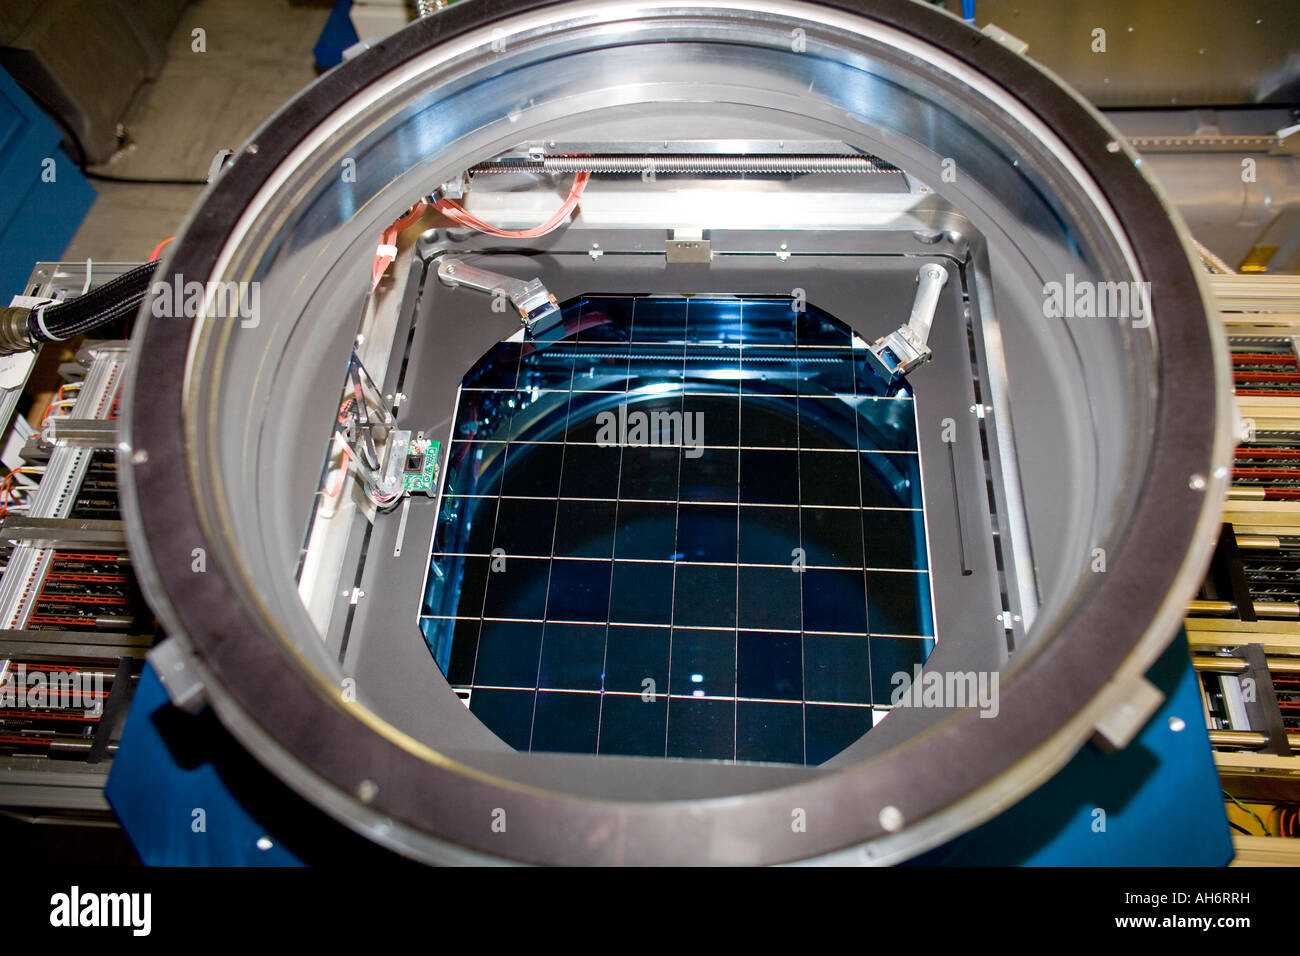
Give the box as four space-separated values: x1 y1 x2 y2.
367 173 592 291
433 172 591 240
371 201 430 291
0 468 21 510
325 444 351 498
390 202 429 234
41 400 74 427
327 393 363 496
149 236 176 261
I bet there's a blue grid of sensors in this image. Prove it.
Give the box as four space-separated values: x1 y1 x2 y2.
419 295 934 765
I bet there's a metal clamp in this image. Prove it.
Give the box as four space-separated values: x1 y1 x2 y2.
866 263 949 379
43 417 118 449
437 258 562 338
375 428 411 499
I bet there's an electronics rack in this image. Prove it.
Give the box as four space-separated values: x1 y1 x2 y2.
0 262 153 822
1189 273 1300 861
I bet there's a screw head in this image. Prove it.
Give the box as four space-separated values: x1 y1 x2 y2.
878 806 905 832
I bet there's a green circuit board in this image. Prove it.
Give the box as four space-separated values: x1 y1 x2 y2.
401 438 440 494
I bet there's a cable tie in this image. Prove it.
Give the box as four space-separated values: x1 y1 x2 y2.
31 301 66 342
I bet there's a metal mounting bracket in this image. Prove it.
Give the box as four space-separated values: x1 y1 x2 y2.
436 258 562 338
865 263 949 379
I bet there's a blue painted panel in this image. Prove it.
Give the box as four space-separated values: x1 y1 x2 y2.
313 0 359 71
0 67 96 299
910 631 1233 866
110 637 1229 866
106 665 303 867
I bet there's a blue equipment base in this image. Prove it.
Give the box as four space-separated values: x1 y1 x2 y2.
911 631 1233 865
106 665 304 866
108 632 1231 866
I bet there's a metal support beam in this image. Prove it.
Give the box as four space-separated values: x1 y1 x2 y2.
0 517 125 550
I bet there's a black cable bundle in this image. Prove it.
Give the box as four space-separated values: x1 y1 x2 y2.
28 260 159 344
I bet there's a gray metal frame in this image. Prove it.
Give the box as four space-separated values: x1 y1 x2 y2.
335 228 1025 771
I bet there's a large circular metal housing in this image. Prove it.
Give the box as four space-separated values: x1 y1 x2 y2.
120 0 1233 864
